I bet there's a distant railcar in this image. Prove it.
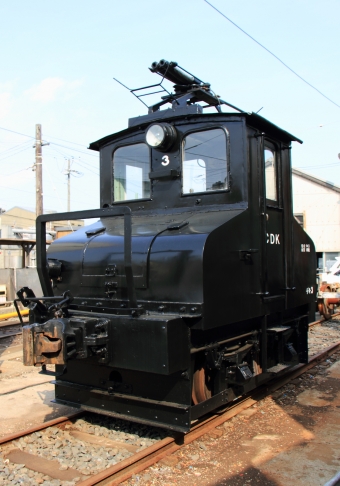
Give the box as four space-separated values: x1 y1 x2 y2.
17 60 316 432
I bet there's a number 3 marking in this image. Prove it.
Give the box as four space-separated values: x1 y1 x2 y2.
161 155 170 166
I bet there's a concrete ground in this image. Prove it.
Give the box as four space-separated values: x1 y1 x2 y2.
1 323 340 486
0 334 77 438
123 352 340 486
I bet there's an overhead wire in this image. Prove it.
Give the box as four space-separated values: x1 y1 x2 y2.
0 145 33 163
2 166 35 177
0 182 96 206
0 125 99 210
0 184 35 195
45 134 89 148
47 146 99 176
0 139 32 156
0 125 97 159
50 141 97 158
295 162 340 170
75 160 99 176
43 157 69 212
0 126 35 140
203 0 340 110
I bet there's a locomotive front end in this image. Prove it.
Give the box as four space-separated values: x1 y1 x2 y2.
18 60 316 432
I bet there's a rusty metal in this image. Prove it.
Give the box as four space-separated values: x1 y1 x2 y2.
69 430 140 453
3 341 340 486
318 299 329 319
23 323 65 366
192 366 212 405
78 340 340 485
318 297 340 319
317 282 340 319
310 311 340 327
0 411 83 445
76 436 178 486
22 325 34 366
35 332 62 356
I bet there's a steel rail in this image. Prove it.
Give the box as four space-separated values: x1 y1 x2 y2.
0 320 27 339
1 340 339 484
76 340 340 486
0 412 84 446
0 319 28 329
0 330 22 340
309 311 340 328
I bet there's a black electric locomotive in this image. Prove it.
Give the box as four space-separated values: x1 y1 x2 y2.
18 60 316 432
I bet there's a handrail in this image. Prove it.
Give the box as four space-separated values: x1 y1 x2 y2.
36 207 137 308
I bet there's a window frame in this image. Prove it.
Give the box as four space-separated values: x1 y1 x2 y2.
181 126 230 197
111 141 152 204
264 140 280 207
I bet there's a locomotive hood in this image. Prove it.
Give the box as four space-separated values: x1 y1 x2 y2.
46 208 245 311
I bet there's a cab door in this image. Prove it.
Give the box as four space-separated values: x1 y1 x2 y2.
261 141 286 307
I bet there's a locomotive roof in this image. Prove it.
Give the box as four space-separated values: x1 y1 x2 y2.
89 110 302 152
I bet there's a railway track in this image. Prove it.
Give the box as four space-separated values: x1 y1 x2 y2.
1 329 339 486
308 311 340 327
0 318 27 341
0 324 22 340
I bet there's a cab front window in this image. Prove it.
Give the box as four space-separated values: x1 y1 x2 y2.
113 143 150 202
182 128 228 194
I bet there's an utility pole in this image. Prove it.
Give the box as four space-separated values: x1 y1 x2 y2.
35 124 43 217
67 159 71 212
34 124 49 217
64 159 80 212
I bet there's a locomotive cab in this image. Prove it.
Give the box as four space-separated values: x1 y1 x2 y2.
18 60 315 432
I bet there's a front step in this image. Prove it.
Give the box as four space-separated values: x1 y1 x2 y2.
267 363 291 373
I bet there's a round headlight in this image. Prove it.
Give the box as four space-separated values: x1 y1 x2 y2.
146 124 165 147
145 123 177 151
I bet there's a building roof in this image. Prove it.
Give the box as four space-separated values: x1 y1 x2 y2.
2 207 35 217
292 168 340 194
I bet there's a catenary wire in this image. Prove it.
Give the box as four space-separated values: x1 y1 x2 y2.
203 0 340 110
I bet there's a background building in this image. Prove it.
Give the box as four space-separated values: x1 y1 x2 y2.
292 168 340 272
0 207 85 302
0 206 84 268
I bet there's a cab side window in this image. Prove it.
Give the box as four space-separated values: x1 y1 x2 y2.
264 144 277 202
113 143 150 202
182 128 228 195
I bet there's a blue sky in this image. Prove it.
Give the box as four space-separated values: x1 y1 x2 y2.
0 0 339 214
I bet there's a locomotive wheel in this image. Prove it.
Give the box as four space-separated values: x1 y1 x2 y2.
318 299 332 320
192 363 213 405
